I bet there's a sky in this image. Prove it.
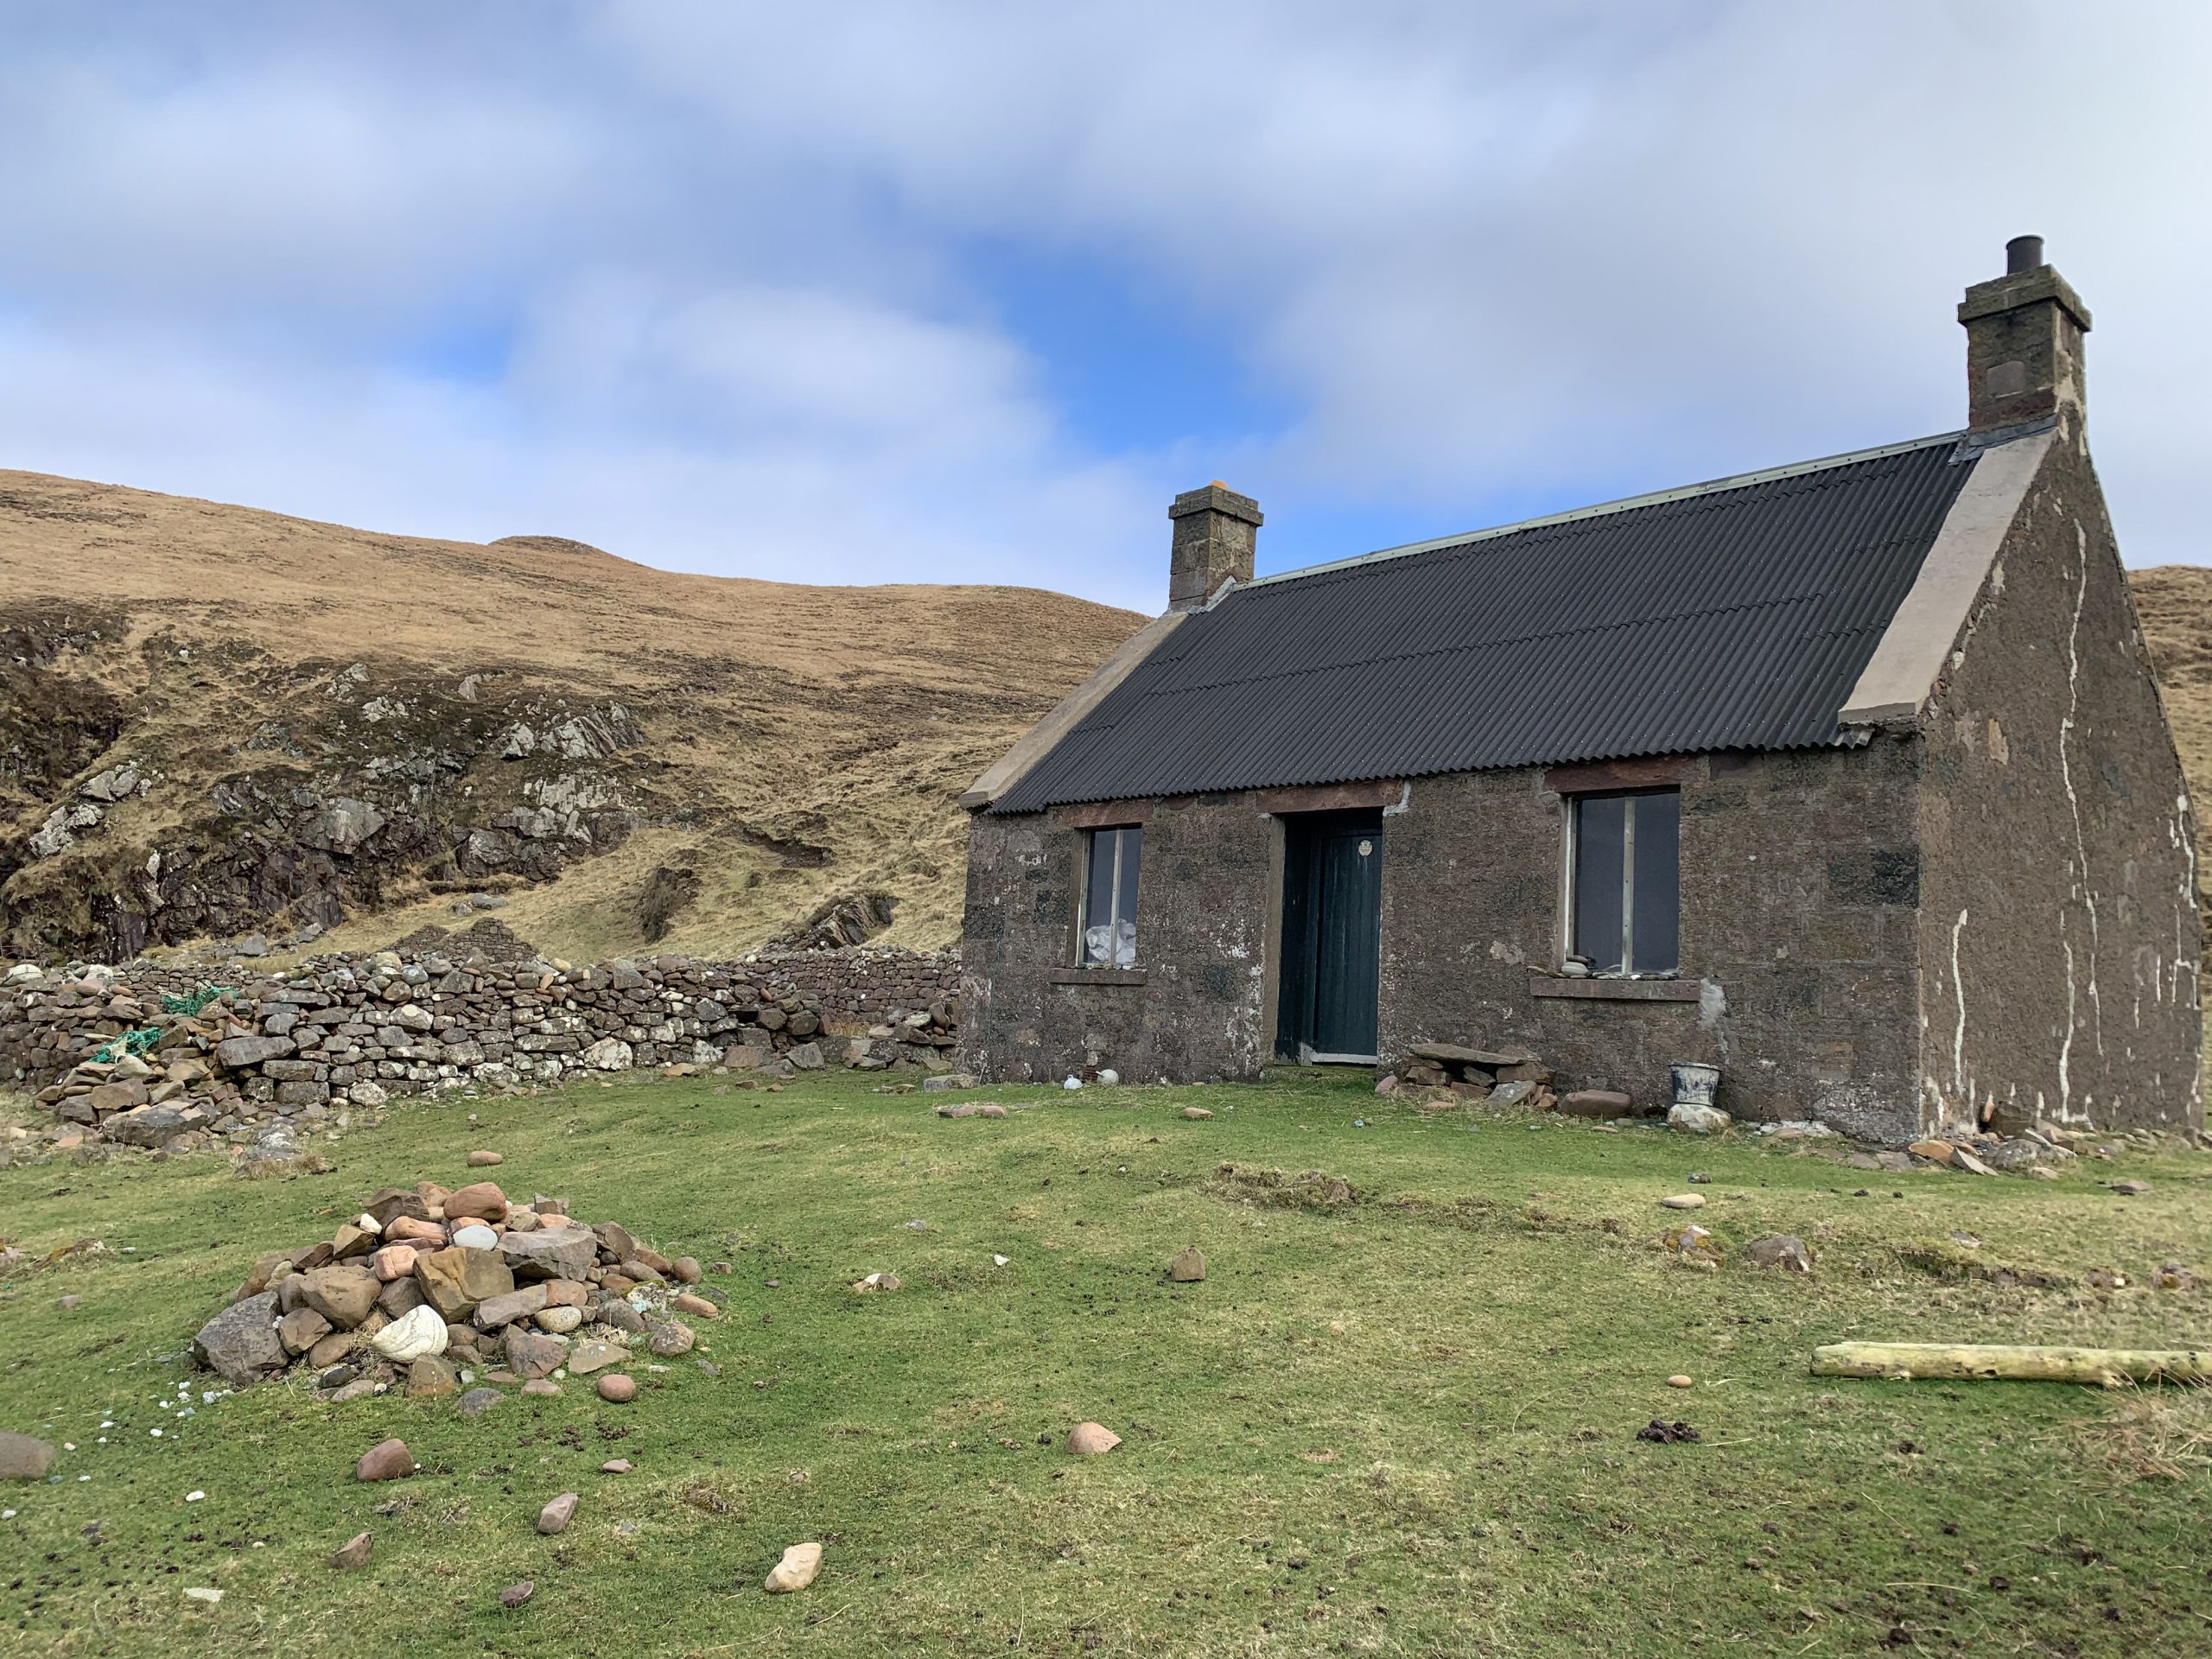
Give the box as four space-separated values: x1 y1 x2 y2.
1 2 2205 613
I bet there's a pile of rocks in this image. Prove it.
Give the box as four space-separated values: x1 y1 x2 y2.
2 941 961 1157
1376 1043 1560 1112
1885 1125 2086 1178
189 1175 717 1402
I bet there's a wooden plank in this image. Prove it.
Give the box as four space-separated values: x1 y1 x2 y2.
1811 1342 2212 1387
1053 799 1154 830
1529 976 1703 1002
1542 755 1698 795
1250 779 1404 815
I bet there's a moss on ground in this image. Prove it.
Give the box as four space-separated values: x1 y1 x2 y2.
3 1071 2211 1656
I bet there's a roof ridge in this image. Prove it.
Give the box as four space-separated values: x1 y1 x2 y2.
1237 429 1966 594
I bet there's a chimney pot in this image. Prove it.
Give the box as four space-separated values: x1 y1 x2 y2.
1166 483 1262 612
1959 240 2090 435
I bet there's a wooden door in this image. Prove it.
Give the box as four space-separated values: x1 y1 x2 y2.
1276 810 1383 1060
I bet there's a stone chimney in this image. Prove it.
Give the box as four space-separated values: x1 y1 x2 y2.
1167 482 1262 611
1959 233 2091 435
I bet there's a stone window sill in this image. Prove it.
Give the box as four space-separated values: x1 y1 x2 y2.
1529 975 1703 1002
1049 967 1148 987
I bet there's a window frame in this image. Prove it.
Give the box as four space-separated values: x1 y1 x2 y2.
1075 823 1143 968
1561 787 1681 977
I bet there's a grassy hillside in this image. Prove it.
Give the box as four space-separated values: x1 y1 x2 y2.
0 471 1142 963
2129 563 2212 872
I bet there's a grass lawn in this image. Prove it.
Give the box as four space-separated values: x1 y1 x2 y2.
3 1070 2212 1657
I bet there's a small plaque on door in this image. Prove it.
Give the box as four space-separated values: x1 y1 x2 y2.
1357 839 1373 857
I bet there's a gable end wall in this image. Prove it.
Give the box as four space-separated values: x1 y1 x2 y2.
1914 435 2201 1132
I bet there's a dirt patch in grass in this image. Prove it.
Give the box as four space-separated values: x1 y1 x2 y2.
1203 1162 1363 1208
2075 1388 2212 1484
1892 1236 2076 1289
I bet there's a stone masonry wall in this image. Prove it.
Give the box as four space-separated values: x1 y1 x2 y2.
1376 747 1928 1142
1 944 960 1154
1914 432 2202 1132
958 795 1275 1084
961 746 1932 1140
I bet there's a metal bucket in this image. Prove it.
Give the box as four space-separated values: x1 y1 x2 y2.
1669 1061 1720 1107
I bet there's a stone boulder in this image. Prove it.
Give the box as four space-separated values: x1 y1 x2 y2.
213 1033 296 1071
82 1079 149 1116
1745 1234 1815 1273
502 1325 567 1380
0 1432 59 1480
581 1038 632 1071
442 1181 508 1221
414 1247 514 1320
473 1284 550 1329
500 1224 596 1281
193 1291 286 1387
299 1266 381 1329
1560 1089 1633 1119
369 1304 449 1363
1666 1103 1731 1135
104 1104 193 1147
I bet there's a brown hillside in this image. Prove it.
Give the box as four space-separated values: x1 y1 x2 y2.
0 469 1142 963
2129 565 2212 850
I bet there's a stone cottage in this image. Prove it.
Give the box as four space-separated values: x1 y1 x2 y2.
957 239 2199 1143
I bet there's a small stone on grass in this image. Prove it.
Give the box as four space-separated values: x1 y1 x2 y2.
765 1541 823 1593
354 1439 415 1482
1066 1421 1121 1455
330 1530 372 1570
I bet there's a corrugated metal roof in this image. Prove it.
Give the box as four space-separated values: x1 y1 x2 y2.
990 432 1980 814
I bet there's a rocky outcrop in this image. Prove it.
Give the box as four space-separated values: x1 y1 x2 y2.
1 609 642 961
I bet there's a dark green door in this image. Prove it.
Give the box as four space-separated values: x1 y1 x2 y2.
1276 810 1383 1060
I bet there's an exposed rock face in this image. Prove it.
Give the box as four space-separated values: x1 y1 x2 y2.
0 478 1145 967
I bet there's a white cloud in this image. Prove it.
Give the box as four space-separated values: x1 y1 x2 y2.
0 0 2204 613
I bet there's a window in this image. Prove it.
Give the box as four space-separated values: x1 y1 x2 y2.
1569 789 1679 975
1080 825 1142 966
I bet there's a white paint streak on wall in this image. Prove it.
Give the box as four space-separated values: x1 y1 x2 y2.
2050 522 2107 1112
2058 938 2077 1122
1950 907 1969 1103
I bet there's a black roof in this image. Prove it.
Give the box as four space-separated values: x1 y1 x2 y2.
990 432 1979 814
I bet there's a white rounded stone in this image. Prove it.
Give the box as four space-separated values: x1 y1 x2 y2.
451 1224 499 1250
368 1304 448 1364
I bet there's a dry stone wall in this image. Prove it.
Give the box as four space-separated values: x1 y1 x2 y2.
1 943 960 1155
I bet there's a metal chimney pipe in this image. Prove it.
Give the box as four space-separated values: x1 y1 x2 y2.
2005 234 2044 275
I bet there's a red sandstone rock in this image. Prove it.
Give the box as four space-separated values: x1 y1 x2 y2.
354 1439 416 1481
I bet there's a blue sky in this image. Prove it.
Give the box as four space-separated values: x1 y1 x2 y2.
0 2 2205 612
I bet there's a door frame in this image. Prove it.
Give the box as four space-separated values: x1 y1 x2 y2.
1271 807 1385 1065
